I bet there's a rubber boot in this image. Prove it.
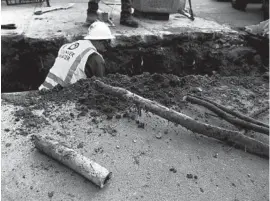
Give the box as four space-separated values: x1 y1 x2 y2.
86 2 98 25
120 14 138 28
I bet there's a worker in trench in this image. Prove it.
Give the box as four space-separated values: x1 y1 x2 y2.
39 22 112 90
86 0 138 28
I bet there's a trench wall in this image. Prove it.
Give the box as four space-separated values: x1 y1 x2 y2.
1 32 268 92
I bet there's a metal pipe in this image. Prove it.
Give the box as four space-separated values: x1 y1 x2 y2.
32 135 112 188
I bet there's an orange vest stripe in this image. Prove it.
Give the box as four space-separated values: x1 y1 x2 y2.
42 80 54 89
64 47 94 84
47 72 66 87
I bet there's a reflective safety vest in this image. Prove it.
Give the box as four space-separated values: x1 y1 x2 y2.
39 40 104 90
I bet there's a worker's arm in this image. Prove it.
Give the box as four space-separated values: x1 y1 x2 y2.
85 53 105 77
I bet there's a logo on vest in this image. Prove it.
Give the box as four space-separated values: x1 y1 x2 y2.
58 43 79 61
68 42 79 50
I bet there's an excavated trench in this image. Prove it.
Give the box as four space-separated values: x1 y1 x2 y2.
1 32 269 92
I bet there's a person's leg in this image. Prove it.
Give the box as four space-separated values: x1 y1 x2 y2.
121 0 132 15
120 0 138 28
86 0 100 25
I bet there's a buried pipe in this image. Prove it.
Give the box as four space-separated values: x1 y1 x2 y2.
32 135 112 188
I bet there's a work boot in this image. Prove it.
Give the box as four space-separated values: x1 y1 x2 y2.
120 14 138 28
86 2 98 25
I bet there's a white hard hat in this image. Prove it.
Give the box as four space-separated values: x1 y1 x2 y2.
84 21 114 40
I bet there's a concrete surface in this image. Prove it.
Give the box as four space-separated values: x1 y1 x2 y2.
1 0 264 40
1 0 237 40
192 0 263 28
1 79 269 201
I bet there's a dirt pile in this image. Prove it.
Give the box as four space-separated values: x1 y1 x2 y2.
8 73 268 123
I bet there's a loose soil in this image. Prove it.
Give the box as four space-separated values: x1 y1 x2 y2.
2 72 269 201
8 72 269 133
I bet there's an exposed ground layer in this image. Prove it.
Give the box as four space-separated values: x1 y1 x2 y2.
1 32 268 92
7 73 269 131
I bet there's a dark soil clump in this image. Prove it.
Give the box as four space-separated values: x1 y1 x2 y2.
4 72 268 125
13 108 50 131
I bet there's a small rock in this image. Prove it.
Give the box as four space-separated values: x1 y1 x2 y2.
247 174 251 178
87 128 92 134
155 132 163 139
80 105 88 111
78 96 86 103
186 174 193 179
200 188 204 193
77 142 84 149
231 182 236 187
105 125 117 136
92 118 99 124
130 114 136 120
123 112 129 118
191 87 203 93
94 147 104 154
116 145 120 149
115 114 121 119
213 153 218 158
28 121 37 127
107 114 113 120
48 191 54 198
103 106 113 113
133 140 137 143
17 129 28 136
90 111 98 117
4 128 10 132
169 167 177 173
5 143 11 147
70 113 74 118
138 122 145 129
22 175 26 179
